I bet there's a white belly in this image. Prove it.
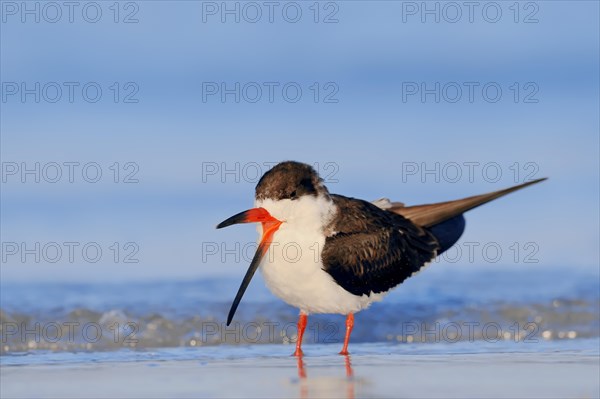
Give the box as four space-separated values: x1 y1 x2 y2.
258 224 385 315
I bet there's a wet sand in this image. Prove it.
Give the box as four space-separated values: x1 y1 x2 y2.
2 343 599 398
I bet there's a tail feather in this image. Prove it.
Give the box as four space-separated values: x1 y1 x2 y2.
392 178 547 228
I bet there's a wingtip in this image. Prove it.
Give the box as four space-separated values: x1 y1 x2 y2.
395 176 549 227
522 177 548 187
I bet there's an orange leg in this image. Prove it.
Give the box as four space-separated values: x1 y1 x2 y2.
339 313 354 355
293 313 307 357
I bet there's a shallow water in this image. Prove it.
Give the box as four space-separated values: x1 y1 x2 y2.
1 339 599 367
1 266 598 354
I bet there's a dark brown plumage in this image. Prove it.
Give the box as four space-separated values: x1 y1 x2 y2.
320 178 547 297
322 195 439 296
255 161 328 201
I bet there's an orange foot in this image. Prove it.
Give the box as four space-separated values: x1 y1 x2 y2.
292 348 304 357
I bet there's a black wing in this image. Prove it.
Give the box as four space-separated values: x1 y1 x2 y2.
321 195 440 296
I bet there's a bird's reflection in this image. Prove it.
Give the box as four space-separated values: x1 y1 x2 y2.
296 355 355 399
297 356 307 379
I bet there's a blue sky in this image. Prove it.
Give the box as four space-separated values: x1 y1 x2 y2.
1 1 598 282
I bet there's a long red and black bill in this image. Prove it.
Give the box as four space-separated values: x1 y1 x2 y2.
216 208 282 325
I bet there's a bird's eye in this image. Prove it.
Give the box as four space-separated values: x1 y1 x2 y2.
290 190 297 200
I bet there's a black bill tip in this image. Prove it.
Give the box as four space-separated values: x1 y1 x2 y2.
225 242 268 326
216 210 249 229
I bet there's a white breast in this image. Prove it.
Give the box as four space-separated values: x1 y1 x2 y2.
255 195 385 315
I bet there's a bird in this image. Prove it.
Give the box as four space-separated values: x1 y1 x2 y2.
216 161 546 356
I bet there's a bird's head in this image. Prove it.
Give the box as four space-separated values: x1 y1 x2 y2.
216 161 333 324
255 160 331 221
217 161 332 229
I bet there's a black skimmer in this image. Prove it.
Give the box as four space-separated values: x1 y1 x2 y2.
217 161 546 355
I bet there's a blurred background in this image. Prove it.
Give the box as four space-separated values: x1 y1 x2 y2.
0 1 598 353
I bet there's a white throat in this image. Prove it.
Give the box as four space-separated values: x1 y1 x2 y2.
255 194 336 236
